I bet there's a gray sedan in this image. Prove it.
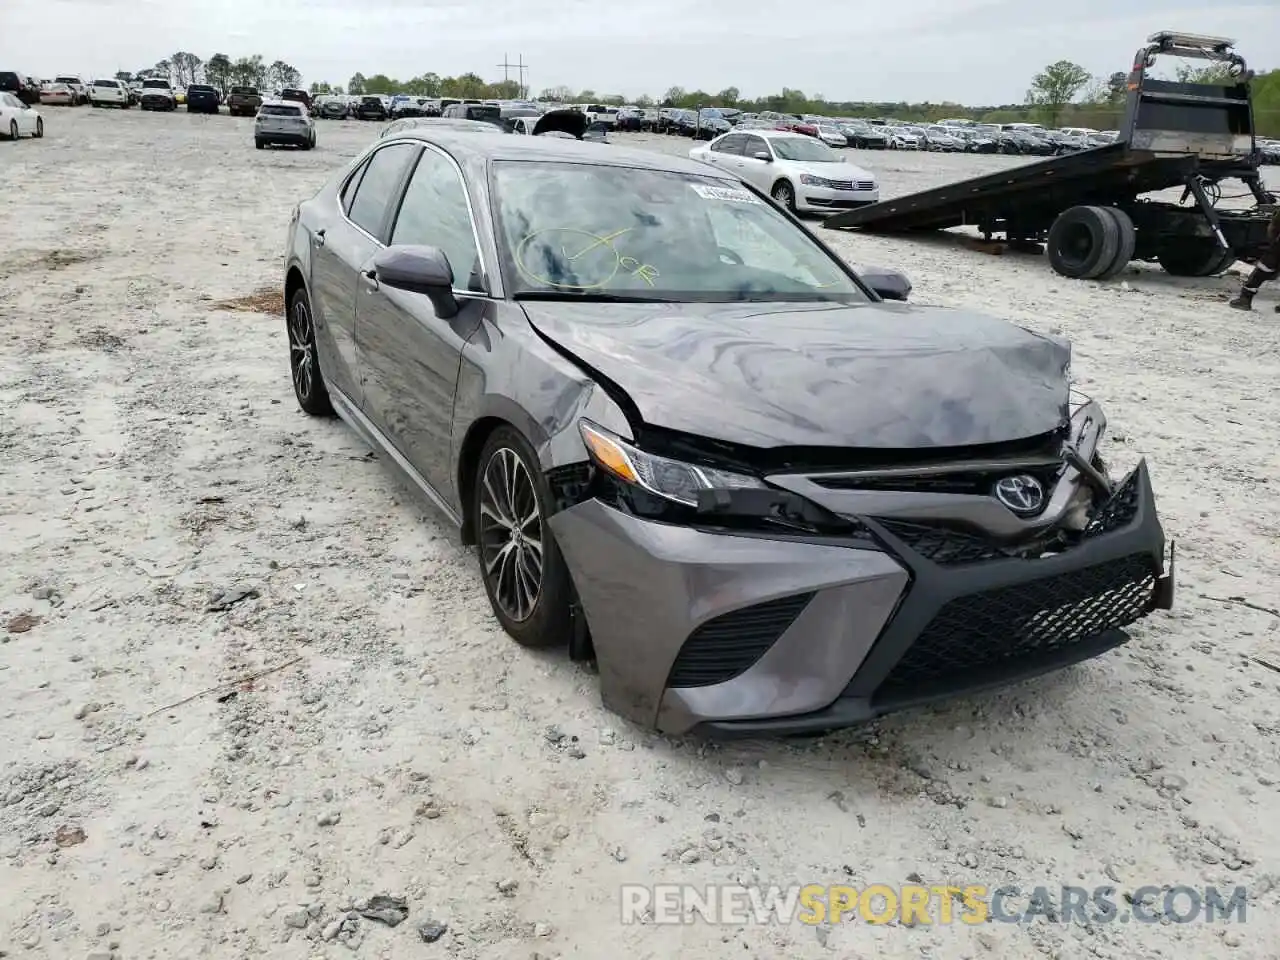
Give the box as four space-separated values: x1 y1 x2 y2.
282 130 1174 736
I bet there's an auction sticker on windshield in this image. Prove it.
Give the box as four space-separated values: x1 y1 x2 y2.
690 184 763 204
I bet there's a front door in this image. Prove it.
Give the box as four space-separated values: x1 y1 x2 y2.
356 145 487 503
733 135 775 193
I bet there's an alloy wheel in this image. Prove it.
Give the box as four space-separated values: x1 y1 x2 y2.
478 447 543 622
288 297 315 400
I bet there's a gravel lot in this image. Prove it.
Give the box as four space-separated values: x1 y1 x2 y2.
2 108 1279 960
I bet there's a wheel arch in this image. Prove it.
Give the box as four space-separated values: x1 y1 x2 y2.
285 263 308 314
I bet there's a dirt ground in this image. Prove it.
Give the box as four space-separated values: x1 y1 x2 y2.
2 108 1279 960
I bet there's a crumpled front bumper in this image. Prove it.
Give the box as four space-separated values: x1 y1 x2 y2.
549 460 1172 737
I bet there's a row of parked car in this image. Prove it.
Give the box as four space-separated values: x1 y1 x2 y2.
645 107 1122 155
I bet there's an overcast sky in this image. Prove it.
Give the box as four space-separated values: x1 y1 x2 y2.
3 0 1277 104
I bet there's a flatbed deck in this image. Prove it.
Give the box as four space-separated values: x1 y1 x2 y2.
822 143 1216 234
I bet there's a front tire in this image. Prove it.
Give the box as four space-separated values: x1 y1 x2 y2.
286 289 334 416
771 179 797 213
7 120 17 140
473 427 572 648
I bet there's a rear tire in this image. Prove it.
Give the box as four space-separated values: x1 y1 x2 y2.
33 118 43 139
1095 207 1136 280
255 138 265 149
473 426 573 649
1047 205 1121 280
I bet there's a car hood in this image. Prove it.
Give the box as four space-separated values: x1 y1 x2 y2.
520 300 1070 449
532 109 587 139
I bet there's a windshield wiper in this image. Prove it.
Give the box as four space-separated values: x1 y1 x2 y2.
512 291 675 303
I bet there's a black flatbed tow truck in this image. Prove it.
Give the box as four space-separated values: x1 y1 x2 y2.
823 31 1277 280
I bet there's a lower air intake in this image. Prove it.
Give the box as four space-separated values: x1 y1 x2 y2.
666 593 815 688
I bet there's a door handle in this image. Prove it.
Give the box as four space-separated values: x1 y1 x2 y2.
313 229 326 247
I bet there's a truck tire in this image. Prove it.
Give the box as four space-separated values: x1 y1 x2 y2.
1047 206 1120 280
1095 208 1137 280
1157 241 1233 277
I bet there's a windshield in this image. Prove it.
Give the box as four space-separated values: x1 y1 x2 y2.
142 79 169 88
769 137 838 162
490 162 866 303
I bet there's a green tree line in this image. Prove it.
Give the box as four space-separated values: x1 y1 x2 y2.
114 53 301 94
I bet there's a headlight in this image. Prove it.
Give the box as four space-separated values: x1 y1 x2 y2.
578 420 765 506
798 174 829 187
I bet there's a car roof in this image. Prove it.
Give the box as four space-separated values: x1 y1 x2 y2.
382 128 727 176
746 130 810 141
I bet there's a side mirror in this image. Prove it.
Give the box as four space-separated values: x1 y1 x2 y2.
856 265 912 301
753 151 771 162
372 245 458 318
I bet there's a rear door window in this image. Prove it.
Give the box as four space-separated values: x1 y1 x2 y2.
712 134 746 154
346 144 418 240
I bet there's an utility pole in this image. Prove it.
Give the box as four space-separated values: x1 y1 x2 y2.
496 53 529 97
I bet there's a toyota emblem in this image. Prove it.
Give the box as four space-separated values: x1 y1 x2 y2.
994 474 1046 515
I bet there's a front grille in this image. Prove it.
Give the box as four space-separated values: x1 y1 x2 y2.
811 462 1063 496
873 553 1156 701
666 593 815 688
807 198 876 209
876 518 1011 565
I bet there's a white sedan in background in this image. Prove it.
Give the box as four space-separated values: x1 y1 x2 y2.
1 92 44 140
690 128 878 214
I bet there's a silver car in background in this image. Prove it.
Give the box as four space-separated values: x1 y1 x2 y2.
255 99 316 150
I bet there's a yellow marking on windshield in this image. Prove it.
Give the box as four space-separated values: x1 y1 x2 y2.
564 227 631 261
516 227 659 290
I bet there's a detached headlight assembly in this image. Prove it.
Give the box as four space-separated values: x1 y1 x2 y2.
578 420 764 507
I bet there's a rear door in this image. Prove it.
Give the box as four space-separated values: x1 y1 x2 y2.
309 142 418 406
355 145 489 502
701 133 746 170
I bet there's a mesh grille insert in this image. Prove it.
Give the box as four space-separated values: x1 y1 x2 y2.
874 553 1155 701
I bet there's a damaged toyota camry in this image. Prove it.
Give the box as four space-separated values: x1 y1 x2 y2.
282 129 1174 737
